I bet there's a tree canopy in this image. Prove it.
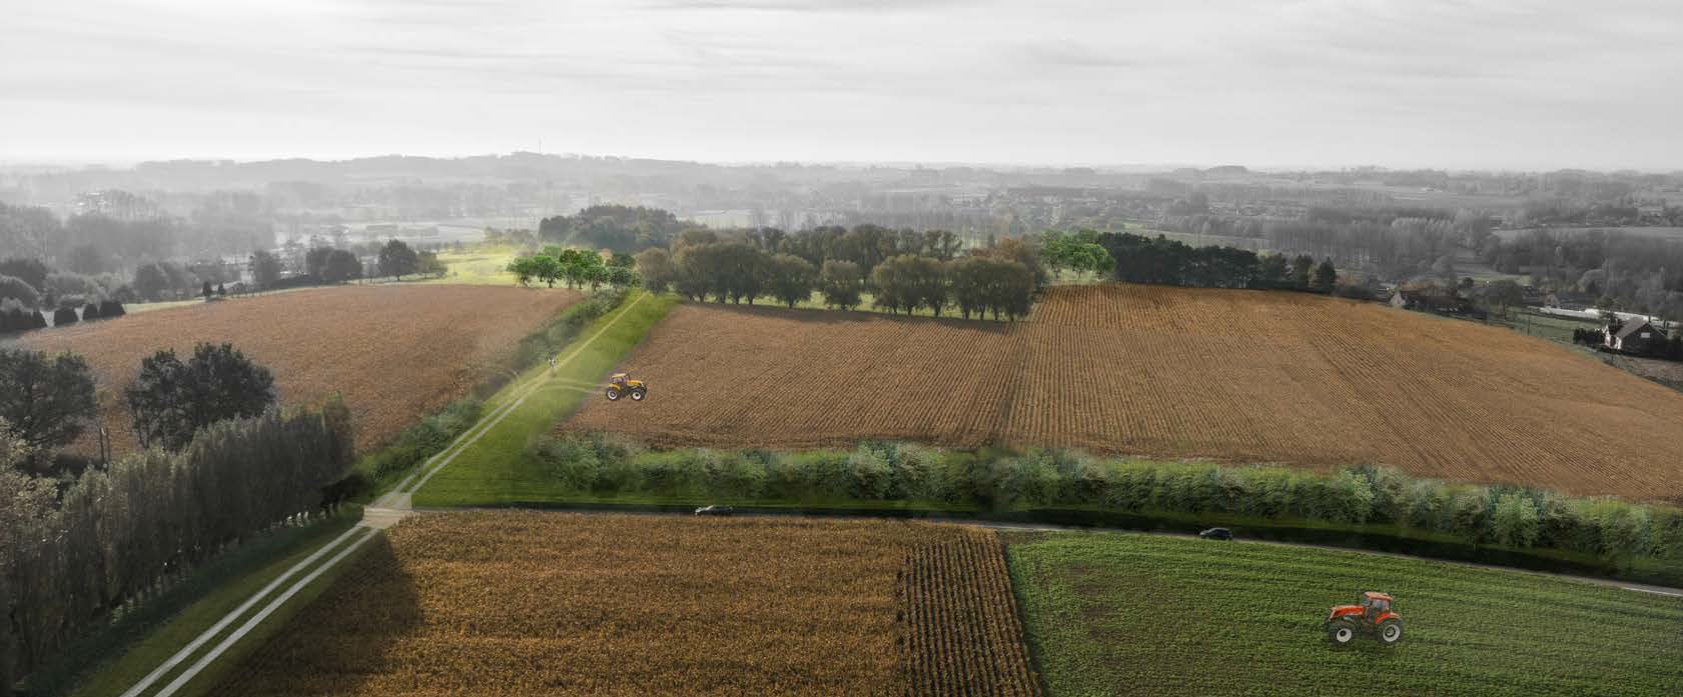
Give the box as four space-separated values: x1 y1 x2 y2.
125 343 277 451
0 348 98 451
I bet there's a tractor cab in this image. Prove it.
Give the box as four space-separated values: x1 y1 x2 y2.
1360 592 1391 620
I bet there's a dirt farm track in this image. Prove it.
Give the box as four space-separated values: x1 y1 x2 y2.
18 285 580 454
570 284 1683 501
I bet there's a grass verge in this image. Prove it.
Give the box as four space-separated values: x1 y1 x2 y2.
1006 531 1683 697
32 508 361 697
412 290 678 506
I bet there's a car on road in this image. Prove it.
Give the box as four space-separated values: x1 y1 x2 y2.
1198 527 1233 540
694 505 735 516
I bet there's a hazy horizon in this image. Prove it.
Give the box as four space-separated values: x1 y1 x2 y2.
5 0 1682 171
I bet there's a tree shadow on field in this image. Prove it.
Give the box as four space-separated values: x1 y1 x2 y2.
688 301 1016 334
208 534 423 697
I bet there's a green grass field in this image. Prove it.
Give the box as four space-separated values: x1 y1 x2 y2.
51 510 363 697
419 247 518 285
412 290 678 506
1490 309 1600 344
1007 532 1683 697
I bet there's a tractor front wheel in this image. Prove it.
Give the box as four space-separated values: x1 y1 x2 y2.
630 387 647 401
1377 619 1404 646
1326 621 1356 647
605 387 622 401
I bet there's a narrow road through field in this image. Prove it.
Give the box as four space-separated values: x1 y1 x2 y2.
117 292 651 697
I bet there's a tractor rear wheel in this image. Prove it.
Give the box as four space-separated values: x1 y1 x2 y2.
630 387 647 401
1326 621 1356 647
605 387 622 401
1377 619 1404 646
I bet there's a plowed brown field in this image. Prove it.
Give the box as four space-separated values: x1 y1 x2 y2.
211 512 1039 697
568 284 1683 499
19 285 579 454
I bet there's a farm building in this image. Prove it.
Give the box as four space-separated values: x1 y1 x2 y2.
1604 316 1670 355
1389 290 1483 318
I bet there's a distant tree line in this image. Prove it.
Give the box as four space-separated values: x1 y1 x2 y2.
0 194 270 277
634 226 1040 320
506 247 640 290
1096 232 1338 293
538 205 691 254
1481 229 1683 322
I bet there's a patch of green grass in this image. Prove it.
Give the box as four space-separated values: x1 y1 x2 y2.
1007 532 1683 697
1489 310 1599 344
417 247 519 285
48 509 362 697
413 291 678 506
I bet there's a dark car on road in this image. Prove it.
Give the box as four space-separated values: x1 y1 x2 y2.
694 505 735 516
1198 527 1233 540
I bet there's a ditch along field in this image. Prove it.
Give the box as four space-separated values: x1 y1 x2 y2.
210 512 1039 697
19 285 579 454
1006 531 1683 697
567 284 1683 500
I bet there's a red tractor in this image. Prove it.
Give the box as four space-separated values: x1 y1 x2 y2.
1324 592 1404 647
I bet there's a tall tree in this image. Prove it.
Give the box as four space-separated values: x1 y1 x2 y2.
818 260 864 310
1312 259 1338 292
132 263 171 301
1290 254 1316 288
377 240 419 279
322 249 363 282
634 248 674 293
248 250 284 288
125 343 277 451
765 254 816 309
0 349 98 451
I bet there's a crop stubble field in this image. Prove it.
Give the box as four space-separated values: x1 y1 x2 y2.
568 284 1683 500
211 512 1038 696
20 285 580 454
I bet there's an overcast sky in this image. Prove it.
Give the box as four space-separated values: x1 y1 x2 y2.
3 0 1681 170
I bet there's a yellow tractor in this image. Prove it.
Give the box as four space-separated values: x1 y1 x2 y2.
604 373 647 402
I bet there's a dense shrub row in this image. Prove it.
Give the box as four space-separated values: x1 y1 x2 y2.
364 399 483 481
0 400 355 691
0 298 123 334
533 436 1683 571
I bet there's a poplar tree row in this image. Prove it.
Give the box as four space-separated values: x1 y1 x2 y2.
0 401 354 693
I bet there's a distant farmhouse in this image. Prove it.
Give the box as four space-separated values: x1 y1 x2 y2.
1603 316 1669 355
1388 289 1485 319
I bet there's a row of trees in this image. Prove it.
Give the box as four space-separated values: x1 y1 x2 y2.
0 401 354 691
0 300 126 336
0 196 271 276
506 247 640 289
1099 232 1338 291
535 437 1683 570
1 257 128 313
635 232 1041 320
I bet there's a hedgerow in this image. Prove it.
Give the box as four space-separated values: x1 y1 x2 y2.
530 436 1683 578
